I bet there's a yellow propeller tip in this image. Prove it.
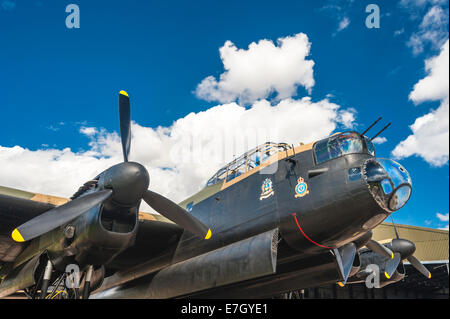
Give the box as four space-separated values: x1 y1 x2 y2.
384 272 390 279
428 273 431 279
119 90 129 97
391 252 394 259
204 229 212 240
12 229 25 242
337 282 345 287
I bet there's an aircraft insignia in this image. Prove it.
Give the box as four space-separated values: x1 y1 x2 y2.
295 177 309 198
260 178 275 200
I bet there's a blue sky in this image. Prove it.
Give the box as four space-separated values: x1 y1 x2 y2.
0 0 448 229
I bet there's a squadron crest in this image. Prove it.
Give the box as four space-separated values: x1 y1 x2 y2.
260 178 274 200
295 177 309 198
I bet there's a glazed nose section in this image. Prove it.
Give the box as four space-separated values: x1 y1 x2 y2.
98 162 150 206
363 158 412 212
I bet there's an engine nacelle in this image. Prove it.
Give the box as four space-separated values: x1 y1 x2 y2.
45 201 139 271
347 250 405 288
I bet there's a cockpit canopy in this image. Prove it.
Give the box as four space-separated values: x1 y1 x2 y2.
314 132 375 165
206 142 292 187
205 132 376 187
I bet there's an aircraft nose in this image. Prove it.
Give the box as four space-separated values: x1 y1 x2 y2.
363 158 412 212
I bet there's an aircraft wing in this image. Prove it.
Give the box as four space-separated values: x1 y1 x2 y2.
0 185 181 273
0 186 67 266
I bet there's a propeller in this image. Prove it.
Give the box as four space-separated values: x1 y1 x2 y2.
117 90 211 240
12 90 212 243
12 189 113 242
366 239 394 260
389 216 431 279
361 216 431 279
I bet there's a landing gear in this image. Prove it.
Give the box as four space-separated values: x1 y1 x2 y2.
25 260 95 299
40 260 53 299
82 265 94 299
45 272 69 299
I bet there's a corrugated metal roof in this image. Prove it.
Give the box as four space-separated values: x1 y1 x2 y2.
373 223 449 262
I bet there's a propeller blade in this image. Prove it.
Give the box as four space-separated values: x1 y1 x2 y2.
407 255 431 279
335 242 357 286
119 90 131 162
384 253 401 279
366 239 394 259
12 189 113 242
142 190 211 240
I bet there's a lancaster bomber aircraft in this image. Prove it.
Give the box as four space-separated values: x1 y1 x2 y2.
0 91 431 299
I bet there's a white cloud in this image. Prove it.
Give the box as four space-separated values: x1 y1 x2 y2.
407 5 449 55
392 102 448 166
437 212 449 222
394 28 405 37
1 32 357 213
409 39 449 103
436 212 449 230
0 145 117 198
0 97 355 211
337 17 350 32
372 136 387 144
319 2 354 36
400 0 447 8
392 40 449 166
80 127 98 136
195 33 315 104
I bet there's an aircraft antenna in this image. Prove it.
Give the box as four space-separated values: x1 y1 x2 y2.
390 215 400 239
361 117 382 136
370 123 391 141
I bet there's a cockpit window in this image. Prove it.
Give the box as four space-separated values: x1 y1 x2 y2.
340 132 364 155
314 132 364 164
206 167 227 187
364 136 376 156
315 138 339 164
